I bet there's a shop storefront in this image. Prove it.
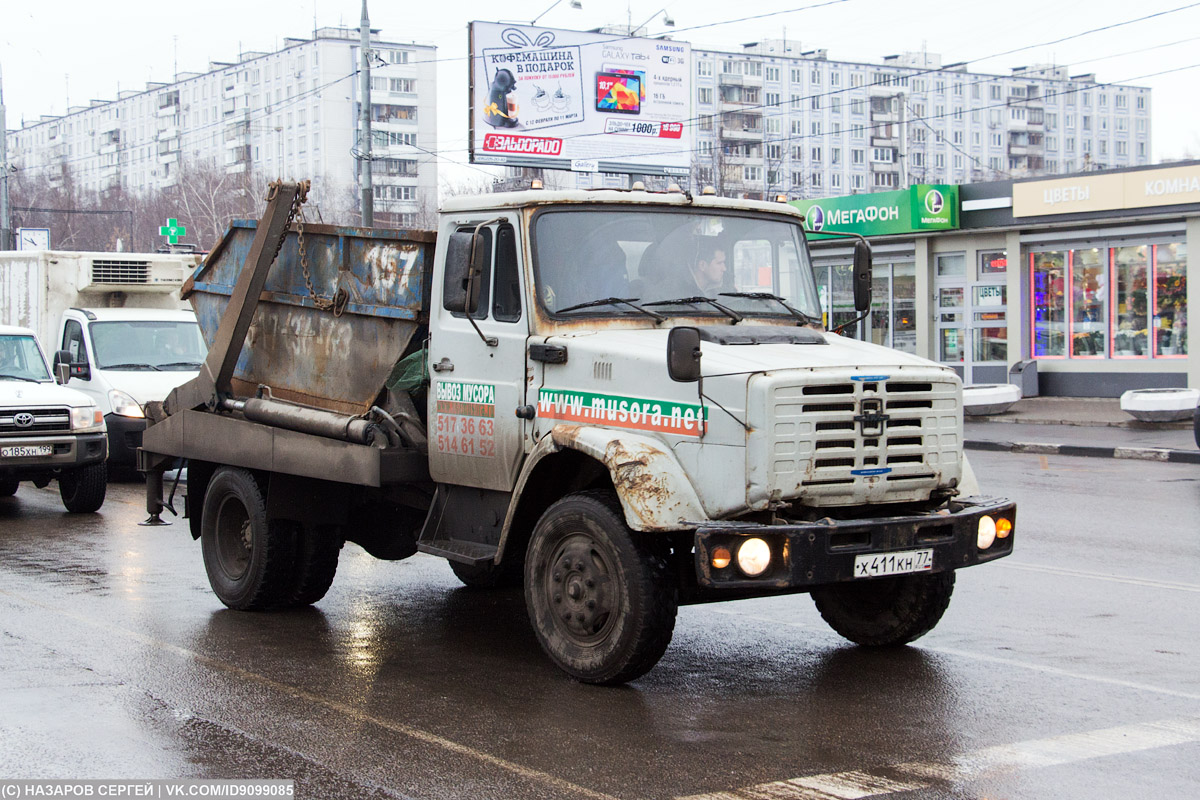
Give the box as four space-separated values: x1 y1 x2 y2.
794 185 957 358
803 161 1200 397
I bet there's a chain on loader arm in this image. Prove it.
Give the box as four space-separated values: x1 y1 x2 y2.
283 181 349 317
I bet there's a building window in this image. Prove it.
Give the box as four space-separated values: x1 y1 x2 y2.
1031 251 1067 357
1071 248 1107 357
697 60 713 77
1154 243 1188 356
1030 244 1187 360
698 87 713 105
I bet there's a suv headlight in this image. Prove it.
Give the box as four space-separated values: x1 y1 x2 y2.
71 405 105 431
109 389 145 419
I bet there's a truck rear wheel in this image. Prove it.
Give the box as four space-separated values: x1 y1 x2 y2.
525 491 677 685
201 467 295 610
286 524 342 607
59 463 107 513
0 479 18 497
811 571 955 647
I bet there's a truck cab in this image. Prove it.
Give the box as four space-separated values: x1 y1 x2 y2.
56 308 205 465
0 324 108 512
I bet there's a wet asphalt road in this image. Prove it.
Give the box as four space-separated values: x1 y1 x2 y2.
1 451 1198 799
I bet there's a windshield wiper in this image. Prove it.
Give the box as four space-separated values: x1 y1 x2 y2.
643 296 743 323
0 373 40 383
102 363 160 371
556 296 666 323
720 292 817 326
156 361 204 369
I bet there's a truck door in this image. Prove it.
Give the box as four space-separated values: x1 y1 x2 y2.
428 216 529 491
61 317 105 409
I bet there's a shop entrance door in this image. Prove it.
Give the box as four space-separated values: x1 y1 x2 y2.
934 252 1008 385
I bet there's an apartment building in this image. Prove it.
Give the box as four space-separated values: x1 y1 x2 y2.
691 42 1150 199
6 27 437 223
565 40 1151 197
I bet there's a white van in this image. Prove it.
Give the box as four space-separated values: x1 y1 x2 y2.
56 308 205 465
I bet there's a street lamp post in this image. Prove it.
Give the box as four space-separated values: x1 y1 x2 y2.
530 0 582 26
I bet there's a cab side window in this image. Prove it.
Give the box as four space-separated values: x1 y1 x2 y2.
492 223 521 323
62 320 87 363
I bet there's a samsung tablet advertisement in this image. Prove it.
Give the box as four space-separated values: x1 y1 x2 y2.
469 21 693 176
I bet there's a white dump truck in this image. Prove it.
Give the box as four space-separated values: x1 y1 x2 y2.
0 250 205 465
140 181 1016 684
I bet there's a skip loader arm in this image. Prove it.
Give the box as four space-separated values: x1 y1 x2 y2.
163 180 309 416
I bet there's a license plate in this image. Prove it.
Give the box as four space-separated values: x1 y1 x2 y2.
853 548 933 578
1 444 53 459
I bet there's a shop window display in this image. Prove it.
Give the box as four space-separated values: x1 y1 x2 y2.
1031 251 1067 357
1113 246 1149 357
1154 243 1187 356
1071 247 1106 357
1031 243 1184 360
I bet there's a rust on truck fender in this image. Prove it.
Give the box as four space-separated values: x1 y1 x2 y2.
549 424 706 531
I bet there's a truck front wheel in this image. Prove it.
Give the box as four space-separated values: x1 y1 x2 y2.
525 491 677 685
0 479 18 497
59 463 107 513
201 467 295 610
810 571 955 647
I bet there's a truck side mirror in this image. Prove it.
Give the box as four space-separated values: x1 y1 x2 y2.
443 231 486 316
667 326 702 383
852 239 873 313
54 351 71 385
53 350 88 383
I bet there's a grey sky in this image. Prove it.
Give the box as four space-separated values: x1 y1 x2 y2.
4 0 1198 184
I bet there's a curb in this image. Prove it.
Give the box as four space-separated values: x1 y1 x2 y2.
965 439 1200 464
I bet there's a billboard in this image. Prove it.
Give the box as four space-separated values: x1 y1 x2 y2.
469 21 692 176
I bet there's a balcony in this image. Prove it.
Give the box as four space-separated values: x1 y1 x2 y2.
720 126 765 141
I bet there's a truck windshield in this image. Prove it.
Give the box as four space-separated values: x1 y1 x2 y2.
0 335 52 382
532 207 820 321
89 321 208 371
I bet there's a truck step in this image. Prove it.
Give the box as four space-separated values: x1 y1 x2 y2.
417 539 498 566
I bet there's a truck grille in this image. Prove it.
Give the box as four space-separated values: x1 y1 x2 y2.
750 371 961 507
0 408 72 434
91 259 151 284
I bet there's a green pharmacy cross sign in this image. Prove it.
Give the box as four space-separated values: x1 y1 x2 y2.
159 218 187 244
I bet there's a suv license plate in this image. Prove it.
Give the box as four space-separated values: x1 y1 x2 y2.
854 548 933 579
2 444 53 458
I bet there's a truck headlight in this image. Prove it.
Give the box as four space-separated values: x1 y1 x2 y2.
109 389 145 419
977 516 997 550
71 405 105 431
737 538 772 577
